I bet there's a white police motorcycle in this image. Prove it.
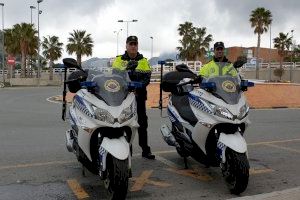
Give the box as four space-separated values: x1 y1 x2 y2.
62 58 141 200
160 63 254 194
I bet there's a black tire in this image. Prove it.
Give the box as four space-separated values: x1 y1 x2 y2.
106 156 129 200
222 148 249 195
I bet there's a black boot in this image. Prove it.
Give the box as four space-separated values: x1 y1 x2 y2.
142 151 155 159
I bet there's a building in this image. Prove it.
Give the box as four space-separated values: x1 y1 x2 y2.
226 46 281 63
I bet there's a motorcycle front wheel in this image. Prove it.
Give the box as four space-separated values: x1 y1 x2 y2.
105 155 129 200
222 148 249 195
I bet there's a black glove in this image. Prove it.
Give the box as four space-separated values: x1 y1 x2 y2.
191 75 202 84
234 56 247 68
126 60 138 71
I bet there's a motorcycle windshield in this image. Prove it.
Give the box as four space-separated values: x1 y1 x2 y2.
86 70 129 106
203 75 242 105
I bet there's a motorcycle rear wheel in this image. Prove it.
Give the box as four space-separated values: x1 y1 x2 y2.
105 156 129 200
222 148 249 195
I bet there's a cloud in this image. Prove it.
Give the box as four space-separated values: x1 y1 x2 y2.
2 0 300 62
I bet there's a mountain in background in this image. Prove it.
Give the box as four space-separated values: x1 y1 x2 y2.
148 51 178 66
81 57 112 69
81 51 178 68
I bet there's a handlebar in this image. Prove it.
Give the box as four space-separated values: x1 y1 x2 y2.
67 80 144 92
176 76 202 87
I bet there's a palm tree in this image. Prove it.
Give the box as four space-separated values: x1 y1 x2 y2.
42 36 63 80
4 29 20 55
273 32 292 67
192 27 212 60
177 22 212 61
5 23 38 78
249 7 272 79
66 30 93 65
177 22 194 60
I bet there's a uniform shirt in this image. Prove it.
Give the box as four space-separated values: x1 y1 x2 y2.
199 57 237 78
112 51 152 99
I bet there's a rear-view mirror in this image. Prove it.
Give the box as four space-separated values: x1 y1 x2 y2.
63 58 81 70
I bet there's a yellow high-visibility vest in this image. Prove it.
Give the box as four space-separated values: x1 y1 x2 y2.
199 60 237 78
112 56 151 73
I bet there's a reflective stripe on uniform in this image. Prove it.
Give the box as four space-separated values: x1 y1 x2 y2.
112 56 151 73
199 60 237 77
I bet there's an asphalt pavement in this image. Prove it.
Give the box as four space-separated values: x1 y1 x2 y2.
0 87 300 200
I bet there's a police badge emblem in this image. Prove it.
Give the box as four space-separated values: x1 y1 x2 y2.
104 79 121 92
222 80 236 93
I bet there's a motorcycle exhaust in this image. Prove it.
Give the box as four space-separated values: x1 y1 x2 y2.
160 124 178 147
65 130 74 152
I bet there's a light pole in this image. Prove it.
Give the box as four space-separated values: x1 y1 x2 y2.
113 29 122 55
30 6 36 77
117 19 138 38
150 36 153 58
0 3 4 84
37 0 43 83
269 24 272 81
30 6 36 24
290 29 294 82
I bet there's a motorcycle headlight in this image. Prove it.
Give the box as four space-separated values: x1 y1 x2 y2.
93 107 115 124
207 102 234 120
238 104 249 119
118 103 136 124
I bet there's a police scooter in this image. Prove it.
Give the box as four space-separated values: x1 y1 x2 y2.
62 58 141 200
160 60 254 194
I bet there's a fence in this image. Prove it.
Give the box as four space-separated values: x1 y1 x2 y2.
2 62 300 83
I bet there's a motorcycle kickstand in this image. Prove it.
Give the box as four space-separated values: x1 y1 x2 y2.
82 164 86 177
184 157 188 169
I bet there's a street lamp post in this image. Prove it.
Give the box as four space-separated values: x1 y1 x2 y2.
30 6 36 78
37 0 43 84
0 3 4 84
30 6 36 24
117 19 138 38
150 36 153 58
290 29 294 82
113 29 122 55
269 24 272 81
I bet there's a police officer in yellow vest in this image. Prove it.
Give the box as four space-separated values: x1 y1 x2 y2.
112 36 155 159
199 41 238 78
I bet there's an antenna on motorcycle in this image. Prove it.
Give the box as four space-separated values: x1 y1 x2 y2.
158 60 165 117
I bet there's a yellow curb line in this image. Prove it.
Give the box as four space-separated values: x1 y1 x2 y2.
130 170 171 192
263 143 300 154
67 179 89 199
0 160 75 170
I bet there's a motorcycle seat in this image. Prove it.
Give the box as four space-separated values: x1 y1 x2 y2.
172 95 198 126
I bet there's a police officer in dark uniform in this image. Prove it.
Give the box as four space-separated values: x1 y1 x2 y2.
112 36 155 159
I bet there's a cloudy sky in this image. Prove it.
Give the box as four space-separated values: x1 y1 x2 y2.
2 0 300 62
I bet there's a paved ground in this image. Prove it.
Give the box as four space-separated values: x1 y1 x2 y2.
1 87 300 200
147 82 300 109
54 82 300 109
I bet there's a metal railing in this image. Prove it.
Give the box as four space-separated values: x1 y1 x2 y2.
1 62 300 77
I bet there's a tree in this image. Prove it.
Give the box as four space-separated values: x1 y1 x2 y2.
177 22 194 60
249 7 272 79
4 23 38 78
177 22 212 61
293 44 300 61
273 32 292 80
42 36 63 80
193 27 212 61
66 30 93 65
